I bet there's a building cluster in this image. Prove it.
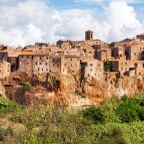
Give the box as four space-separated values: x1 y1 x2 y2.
0 30 144 80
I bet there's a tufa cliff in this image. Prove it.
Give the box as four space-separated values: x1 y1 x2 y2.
0 71 144 107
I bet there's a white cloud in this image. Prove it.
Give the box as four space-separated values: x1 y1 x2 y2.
0 0 61 46
0 0 143 46
56 1 144 42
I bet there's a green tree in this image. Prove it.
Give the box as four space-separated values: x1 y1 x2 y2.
103 59 110 72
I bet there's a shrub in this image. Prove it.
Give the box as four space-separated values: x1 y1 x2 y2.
0 97 22 114
83 106 105 124
20 82 33 90
116 96 144 123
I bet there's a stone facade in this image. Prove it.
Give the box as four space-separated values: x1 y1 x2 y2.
0 61 10 80
0 30 144 80
81 59 103 80
137 33 144 40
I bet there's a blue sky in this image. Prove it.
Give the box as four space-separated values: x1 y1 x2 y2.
0 0 144 46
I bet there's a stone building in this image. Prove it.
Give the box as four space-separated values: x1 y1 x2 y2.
33 53 50 76
19 52 33 76
85 30 93 40
137 33 144 40
0 61 10 80
110 60 144 76
81 46 95 59
81 59 103 80
49 56 67 74
96 49 111 61
111 46 126 60
125 44 144 60
56 40 71 49
65 55 80 75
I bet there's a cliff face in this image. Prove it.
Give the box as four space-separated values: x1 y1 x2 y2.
82 74 144 102
0 81 5 96
1 72 144 107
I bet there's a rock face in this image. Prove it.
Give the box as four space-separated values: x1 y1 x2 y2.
0 81 5 96
2 71 144 106
82 74 144 101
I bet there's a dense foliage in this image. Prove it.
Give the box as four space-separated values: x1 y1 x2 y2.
0 93 144 143
0 97 22 114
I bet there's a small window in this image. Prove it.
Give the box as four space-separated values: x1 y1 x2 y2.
135 63 138 68
53 64 54 67
40 63 41 65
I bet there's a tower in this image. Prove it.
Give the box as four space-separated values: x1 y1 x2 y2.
85 30 93 40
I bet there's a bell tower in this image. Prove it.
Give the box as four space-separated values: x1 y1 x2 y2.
85 30 93 40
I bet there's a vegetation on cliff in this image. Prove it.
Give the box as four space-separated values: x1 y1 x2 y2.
0 93 144 144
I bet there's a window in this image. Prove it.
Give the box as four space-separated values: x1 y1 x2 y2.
90 64 93 66
38 68 39 71
40 63 41 65
135 63 138 68
36 62 37 65
53 64 54 67
46 63 47 65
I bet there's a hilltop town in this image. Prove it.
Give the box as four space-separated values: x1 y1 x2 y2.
0 30 144 105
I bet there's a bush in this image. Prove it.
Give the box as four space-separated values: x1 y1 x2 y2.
116 96 144 123
83 106 105 124
0 97 22 114
20 82 33 90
